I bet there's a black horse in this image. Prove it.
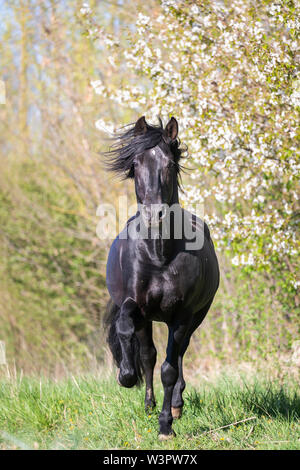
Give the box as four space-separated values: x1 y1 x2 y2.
104 116 219 439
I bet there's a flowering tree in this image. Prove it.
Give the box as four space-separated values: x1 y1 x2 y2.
84 0 299 292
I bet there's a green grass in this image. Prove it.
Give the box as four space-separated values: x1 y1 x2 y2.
0 372 299 450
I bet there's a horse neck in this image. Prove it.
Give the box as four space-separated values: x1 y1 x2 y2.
147 235 175 265
144 177 180 264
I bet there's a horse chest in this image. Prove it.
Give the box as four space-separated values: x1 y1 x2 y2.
139 253 201 318
148 275 181 312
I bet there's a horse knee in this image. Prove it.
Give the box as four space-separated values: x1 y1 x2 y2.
140 344 157 368
118 367 137 388
115 308 140 387
116 317 134 340
161 360 178 387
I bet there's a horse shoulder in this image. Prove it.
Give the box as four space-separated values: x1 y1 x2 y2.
106 218 135 306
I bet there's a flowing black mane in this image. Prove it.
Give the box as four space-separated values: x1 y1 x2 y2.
103 118 187 182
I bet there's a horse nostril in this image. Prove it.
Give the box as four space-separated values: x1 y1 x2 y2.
159 210 163 220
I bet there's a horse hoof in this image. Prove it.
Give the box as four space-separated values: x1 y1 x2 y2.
171 407 182 419
145 401 156 413
158 431 176 441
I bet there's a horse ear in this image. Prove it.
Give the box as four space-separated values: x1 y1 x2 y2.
165 117 178 141
134 116 147 135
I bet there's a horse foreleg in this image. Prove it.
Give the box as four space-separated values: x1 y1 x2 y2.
171 301 213 419
116 297 138 388
171 353 186 419
136 321 157 412
158 323 189 440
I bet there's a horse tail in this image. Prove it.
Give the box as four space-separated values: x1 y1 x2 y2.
104 299 144 387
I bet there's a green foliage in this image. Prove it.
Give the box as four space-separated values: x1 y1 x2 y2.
87 0 300 366
0 159 107 374
201 260 300 362
0 0 298 375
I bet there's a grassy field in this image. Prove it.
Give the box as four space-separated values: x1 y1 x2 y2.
0 371 299 450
